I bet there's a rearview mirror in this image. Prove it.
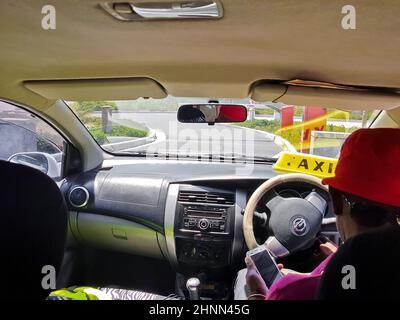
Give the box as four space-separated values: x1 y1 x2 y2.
177 104 247 124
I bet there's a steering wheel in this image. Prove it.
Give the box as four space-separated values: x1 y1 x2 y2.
243 173 329 257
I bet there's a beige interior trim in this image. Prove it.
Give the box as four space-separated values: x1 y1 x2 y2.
370 111 397 128
24 78 167 100
1 0 400 105
43 100 104 171
386 107 400 126
251 82 400 111
248 83 287 102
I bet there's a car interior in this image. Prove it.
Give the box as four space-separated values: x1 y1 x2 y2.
0 0 399 300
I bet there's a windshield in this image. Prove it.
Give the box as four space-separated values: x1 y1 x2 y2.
67 97 379 160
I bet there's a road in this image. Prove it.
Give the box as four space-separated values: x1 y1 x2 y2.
110 112 283 158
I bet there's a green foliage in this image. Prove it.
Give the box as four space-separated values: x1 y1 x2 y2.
71 101 118 117
89 128 109 145
109 125 147 138
235 119 358 150
255 108 274 115
238 119 281 132
294 106 304 117
289 108 373 121
327 110 373 120
83 117 102 129
89 124 147 145
68 101 148 145
327 124 346 132
327 110 348 120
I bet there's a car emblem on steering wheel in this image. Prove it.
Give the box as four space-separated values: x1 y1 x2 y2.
291 217 308 236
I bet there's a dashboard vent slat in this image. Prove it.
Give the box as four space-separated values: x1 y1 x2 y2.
178 190 234 205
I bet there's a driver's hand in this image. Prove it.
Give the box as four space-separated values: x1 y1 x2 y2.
245 256 284 299
319 237 338 257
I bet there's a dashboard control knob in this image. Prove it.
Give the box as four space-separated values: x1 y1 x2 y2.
198 218 210 230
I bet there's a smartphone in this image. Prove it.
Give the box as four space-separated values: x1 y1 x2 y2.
246 245 283 288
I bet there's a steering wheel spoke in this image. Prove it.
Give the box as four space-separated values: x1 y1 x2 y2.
305 191 328 216
265 236 290 258
265 193 284 212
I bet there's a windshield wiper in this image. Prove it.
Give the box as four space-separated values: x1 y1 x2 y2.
116 150 277 163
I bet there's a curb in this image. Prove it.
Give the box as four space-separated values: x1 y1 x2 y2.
102 129 157 152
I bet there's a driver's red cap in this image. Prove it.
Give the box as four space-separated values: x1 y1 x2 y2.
322 128 400 207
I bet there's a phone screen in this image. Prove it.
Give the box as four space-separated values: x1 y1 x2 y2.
248 247 282 288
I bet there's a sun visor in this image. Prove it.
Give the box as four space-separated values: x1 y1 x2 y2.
249 83 288 101
24 77 167 100
251 81 400 110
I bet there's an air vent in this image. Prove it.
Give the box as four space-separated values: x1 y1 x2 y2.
178 190 234 205
69 186 89 208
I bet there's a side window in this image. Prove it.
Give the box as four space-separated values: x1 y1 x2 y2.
0 101 65 178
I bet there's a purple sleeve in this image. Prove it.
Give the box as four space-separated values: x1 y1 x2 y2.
266 255 333 300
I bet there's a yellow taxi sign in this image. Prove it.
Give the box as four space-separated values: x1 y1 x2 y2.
273 152 338 179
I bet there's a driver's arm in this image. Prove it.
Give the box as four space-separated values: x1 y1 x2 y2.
245 242 337 300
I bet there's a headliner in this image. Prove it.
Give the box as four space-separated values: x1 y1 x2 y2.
0 0 399 110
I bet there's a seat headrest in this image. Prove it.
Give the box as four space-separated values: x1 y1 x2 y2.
0 160 68 299
317 226 400 299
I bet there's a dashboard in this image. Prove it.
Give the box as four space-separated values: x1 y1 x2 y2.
62 158 335 275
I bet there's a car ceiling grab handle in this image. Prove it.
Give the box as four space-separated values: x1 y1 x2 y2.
100 1 223 21
131 1 222 18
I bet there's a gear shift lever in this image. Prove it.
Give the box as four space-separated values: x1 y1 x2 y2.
186 277 201 300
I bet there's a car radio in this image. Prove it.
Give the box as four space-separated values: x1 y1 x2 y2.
181 205 228 232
